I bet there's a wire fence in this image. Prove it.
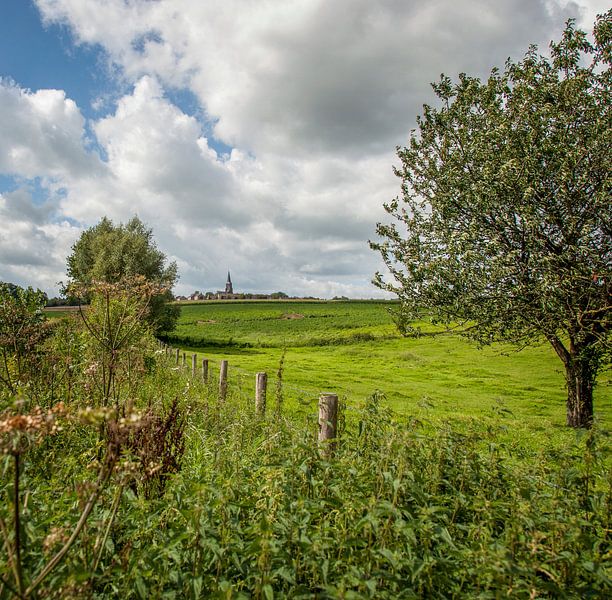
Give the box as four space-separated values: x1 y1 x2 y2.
160 341 324 399
157 340 342 447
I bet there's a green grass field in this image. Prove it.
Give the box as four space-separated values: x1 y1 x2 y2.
44 306 81 319
163 300 612 443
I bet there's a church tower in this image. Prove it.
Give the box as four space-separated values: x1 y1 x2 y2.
225 271 233 294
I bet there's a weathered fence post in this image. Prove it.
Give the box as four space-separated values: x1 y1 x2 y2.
219 360 228 402
182 352 186 368
192 353 197 377
318 393 339 457
202 358 209 383
175 348 180 365
256 372 267 416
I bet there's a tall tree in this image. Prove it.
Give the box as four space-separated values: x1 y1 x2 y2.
67 216 179 333
372 14 611 428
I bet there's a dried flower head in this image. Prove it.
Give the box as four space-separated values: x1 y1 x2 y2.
43 526 70 554
0 402 66 453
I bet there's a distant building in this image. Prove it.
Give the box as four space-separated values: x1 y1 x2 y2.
181 272 297 302
215 271 240 299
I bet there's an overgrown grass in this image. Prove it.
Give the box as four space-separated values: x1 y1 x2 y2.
2 329 611 598
14 367 610 598
2 298 608 597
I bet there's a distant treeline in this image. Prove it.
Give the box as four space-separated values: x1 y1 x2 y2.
46 296 79 307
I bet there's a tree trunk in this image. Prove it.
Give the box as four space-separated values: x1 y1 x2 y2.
564 357 595 429
547 335 596 429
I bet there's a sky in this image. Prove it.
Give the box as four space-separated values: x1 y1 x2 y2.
0 0 608 299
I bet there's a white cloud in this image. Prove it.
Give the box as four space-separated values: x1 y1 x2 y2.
0 189 80 291
549 0 610 28
35 0 590 157
77 76 244 227
0 1 605 297
0 79 101 180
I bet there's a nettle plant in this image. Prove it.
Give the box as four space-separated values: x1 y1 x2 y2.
0 399 159 598
70 277 158 412
0 283 52 398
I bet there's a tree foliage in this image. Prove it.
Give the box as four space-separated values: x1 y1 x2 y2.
67 216 179 333
372 14 611 427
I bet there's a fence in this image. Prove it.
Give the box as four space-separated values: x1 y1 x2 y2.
159 341 339 454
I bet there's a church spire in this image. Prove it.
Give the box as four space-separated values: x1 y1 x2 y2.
225 271 233 294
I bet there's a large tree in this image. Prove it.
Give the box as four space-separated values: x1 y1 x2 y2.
67 216 179 333
372 14 611 428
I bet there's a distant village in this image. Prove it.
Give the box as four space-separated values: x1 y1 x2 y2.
174 272 311 302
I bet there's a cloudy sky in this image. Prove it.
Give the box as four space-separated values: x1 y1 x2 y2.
0 0 607 298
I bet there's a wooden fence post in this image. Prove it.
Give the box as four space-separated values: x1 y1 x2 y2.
192 353 197 377
182 352 186 368
219 360 228 402
175 348 180 365
202 358 209 383
256 372 267 416
318 393 339 457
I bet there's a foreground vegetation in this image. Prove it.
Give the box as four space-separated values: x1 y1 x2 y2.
1 292 608 597
2 358 611 598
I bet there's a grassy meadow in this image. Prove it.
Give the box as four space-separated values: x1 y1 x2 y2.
163 300 611 443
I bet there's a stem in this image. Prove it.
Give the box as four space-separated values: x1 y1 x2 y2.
13 454 24 598
105 290 112 351
0 573 22 599
1 348 15 394
50 364 55 404
91 485 123 577
105 362 114 407
25 459 116 597
110 294 129 350
0 517 21 596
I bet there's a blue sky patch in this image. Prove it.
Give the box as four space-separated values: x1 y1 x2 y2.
0 0 112 119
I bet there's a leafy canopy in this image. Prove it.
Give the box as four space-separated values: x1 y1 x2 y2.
67 216 179 333
0 282 48 352
372 14 611 427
